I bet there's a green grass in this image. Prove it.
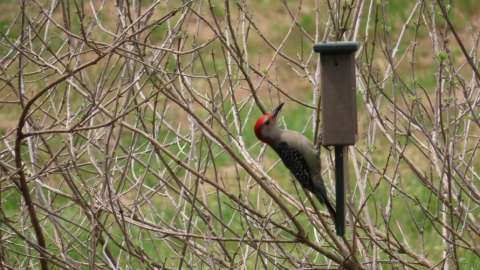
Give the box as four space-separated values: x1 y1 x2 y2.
2 0 480 268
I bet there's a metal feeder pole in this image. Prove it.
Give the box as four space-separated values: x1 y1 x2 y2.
314 42 359 236
334 145 345 236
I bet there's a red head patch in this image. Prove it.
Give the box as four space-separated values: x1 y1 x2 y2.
254 113 272 143
254 103 284 143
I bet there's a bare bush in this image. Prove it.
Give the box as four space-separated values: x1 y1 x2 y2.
0 0 479 269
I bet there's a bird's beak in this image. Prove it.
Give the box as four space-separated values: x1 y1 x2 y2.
271 103 284 119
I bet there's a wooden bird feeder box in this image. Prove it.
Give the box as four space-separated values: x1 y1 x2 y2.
314 42 359 146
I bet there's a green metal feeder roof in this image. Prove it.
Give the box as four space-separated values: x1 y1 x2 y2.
314 42 359 54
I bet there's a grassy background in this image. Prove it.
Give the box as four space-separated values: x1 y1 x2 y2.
1 0 479 269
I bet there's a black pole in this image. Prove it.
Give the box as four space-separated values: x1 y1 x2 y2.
334 145 345 236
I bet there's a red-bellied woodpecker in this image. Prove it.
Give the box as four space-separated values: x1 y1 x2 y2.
254 103 335 216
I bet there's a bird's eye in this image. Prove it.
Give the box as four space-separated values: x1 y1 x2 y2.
265 119 270 125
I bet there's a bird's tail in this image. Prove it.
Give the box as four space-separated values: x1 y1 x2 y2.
314 190 336 218
324 197 336 218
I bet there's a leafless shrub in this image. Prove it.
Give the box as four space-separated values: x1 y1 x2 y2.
0 0 478 269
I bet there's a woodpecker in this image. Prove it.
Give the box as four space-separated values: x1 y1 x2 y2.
254 103 335 216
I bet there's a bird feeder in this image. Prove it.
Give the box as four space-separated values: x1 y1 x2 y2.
314 41 359 236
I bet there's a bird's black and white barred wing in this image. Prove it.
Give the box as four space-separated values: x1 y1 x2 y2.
273 141 328 204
